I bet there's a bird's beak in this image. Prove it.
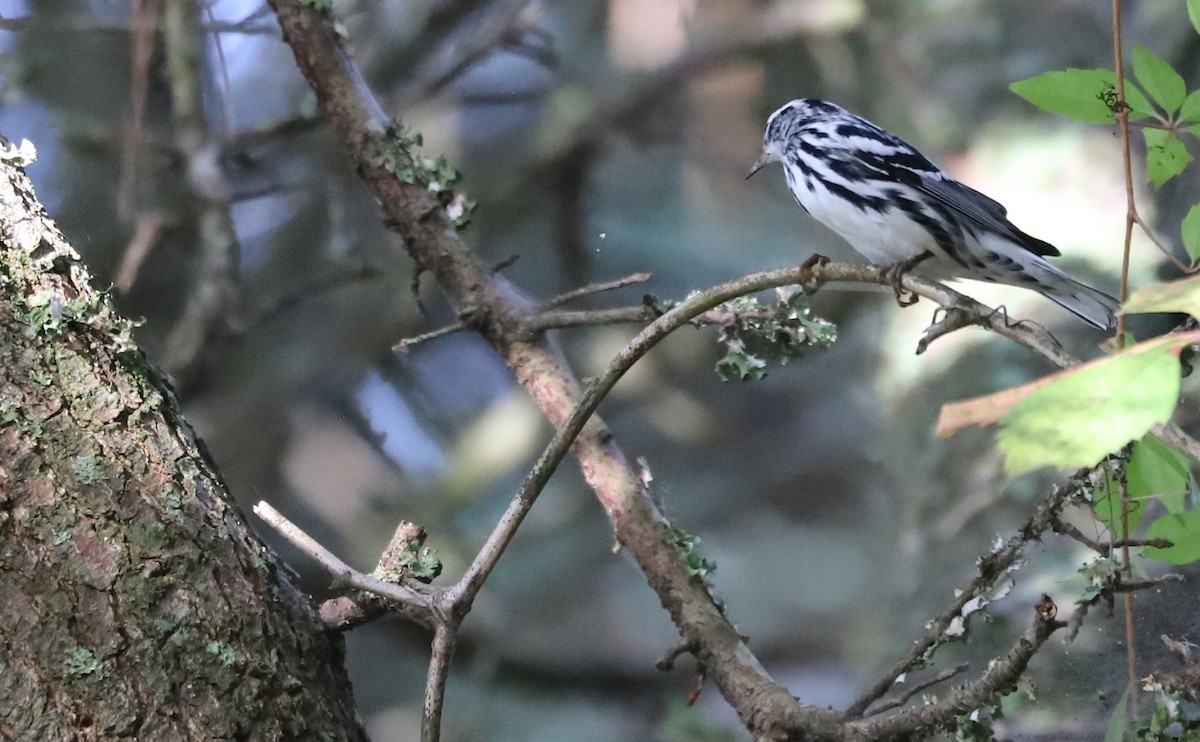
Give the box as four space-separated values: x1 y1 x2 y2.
746 152 773 180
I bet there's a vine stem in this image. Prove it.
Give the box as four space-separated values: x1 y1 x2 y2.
1111 0 1140 717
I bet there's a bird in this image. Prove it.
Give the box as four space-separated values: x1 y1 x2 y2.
747 98 1119 331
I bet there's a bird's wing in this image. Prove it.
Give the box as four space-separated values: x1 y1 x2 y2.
916 178 1060 257
857 150 1061 258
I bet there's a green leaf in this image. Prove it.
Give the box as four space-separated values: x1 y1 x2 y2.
1143 128 1190 186
1123 275 1200 319
1133 45 1187 116
1129 435 1192 526
1182 204 1200 263
999 345 1182 476
1129 435 1191 498
1096 435 1191 529
1143 511 1200 564
1011 69 1155 122
1011 69 1122 123
1180 90 1200 124
1103 687 1130 742
1092 487 1122 533
1190 0 1200 36
1122 84 1157 121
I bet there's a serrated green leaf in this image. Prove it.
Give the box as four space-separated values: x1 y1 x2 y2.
1011 69 1121 123
1144 511 1200 564
999 345 1182 476
1190 0 1200 36
1133 45 1187 116
1123 275 1200 319
1182 204 1200 263
1143 128 1190 186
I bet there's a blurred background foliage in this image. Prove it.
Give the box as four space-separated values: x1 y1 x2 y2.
2 0 1198 739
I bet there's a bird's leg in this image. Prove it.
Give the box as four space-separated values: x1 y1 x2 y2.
800 253 830 294
882 251 933 307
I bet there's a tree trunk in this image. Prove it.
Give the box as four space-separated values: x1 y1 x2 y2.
0 149 365 740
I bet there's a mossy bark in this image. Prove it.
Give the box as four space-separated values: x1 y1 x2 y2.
0 151 366 739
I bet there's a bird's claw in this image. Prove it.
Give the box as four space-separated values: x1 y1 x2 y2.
883 265 919 307
883 252 932 308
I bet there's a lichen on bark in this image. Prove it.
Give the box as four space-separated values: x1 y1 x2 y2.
0 152 365 739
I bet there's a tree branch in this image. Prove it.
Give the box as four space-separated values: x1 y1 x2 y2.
851 597 1066 739
264 3 1200 739
864 663 970 716
846 475 1089 717
252 501 439 627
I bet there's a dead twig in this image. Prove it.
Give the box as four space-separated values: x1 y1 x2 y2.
864 664 970 716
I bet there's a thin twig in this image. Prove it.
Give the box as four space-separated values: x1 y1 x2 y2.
1051 516 1174 555
231 263 380 334
1111 0 1141 711
547 272 652 307
252 501 437 618
394 322 466 351
224 114 323 150
114 214 165 293
865 663 970 716
657 640 698 672
845 477 1088 717
396 0 535 107
1067 574 1186 641
850 598 1066 738
158 1 241 388
1133 212 1191 272
914 306 994 354
520 306 660 333
421 623 457 742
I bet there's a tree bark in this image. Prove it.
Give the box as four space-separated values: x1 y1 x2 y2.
0 150 365 739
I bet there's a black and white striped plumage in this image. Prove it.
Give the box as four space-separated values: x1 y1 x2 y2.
749 98 1119 330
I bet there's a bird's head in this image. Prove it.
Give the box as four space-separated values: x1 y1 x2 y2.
747 98 830 179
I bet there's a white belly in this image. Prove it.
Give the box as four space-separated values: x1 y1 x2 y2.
796 179 936 266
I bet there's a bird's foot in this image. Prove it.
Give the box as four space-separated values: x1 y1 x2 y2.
882 252 933 308
800 254 830 294
801 253 831 271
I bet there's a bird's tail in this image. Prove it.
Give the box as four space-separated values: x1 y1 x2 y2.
981 239 1120 331
1038 276 1120 332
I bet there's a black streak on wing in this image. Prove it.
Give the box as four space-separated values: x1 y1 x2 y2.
857 150 1061 259
918 179 1060 258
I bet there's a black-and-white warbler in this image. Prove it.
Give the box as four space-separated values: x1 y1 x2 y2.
748 98 1119 330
